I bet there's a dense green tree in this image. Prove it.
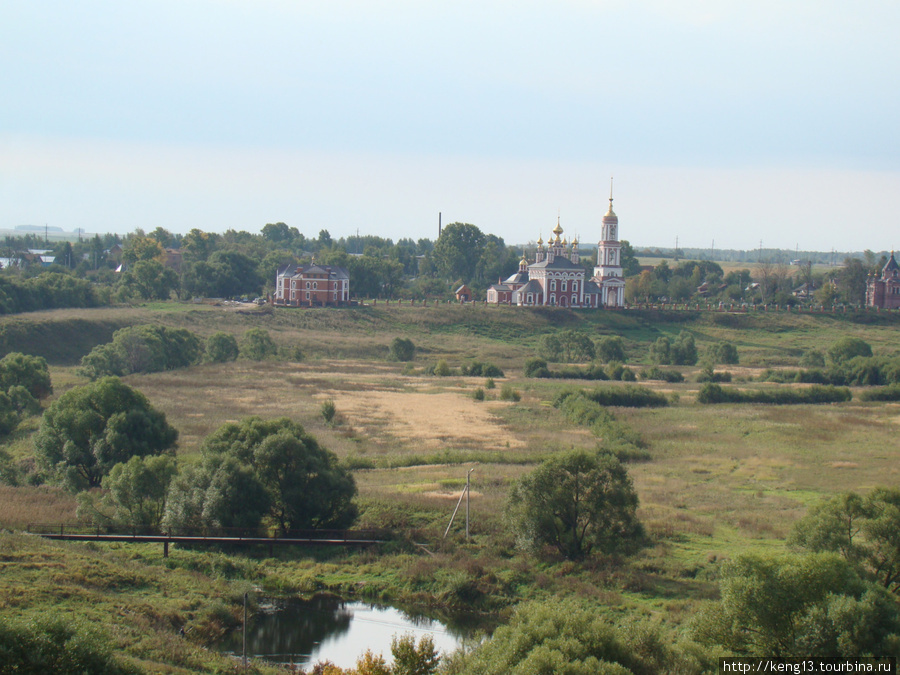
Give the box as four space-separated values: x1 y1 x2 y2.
240 327 277 361
81 455 178 530
116 259 179 300
34 377 178 490
648 336 671 364
52 241 76 269
0 352 52 399
205 332 240 363
121 236 164 264
791 488 900 594
79 325 201 379
391 634 440 675
538 331 595 363
163 456 270 532
828 336 873 366
671 331 698 365
433 223 485 282
166 417 356 533
596 336 626 364
447 599 713 675
708 341 739 365
835 258 869 306
180 228 219 262
261 221 299 244
507 450 643 560
389 337 416 362
693 552 900 658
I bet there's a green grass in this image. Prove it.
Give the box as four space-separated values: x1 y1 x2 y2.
3 303 900 671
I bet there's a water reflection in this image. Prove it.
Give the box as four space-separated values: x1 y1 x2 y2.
217 594 485 669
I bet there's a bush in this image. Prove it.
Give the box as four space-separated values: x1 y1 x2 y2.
709 341 739 365
79 325 202 379
639 366 685 383
473 387 485 401
800 348 826 368
321 399 337 425
240 327 277 361
698 383 852 405
484 377 495 390
828 336 873 366
0 352 53 399
461 361 504 377
499 384 520 402
858 385 900 402
389 337 416 362
696 366 732 383
583 385 669 408
434 360 451 377
523 357 550 378
596 336 626 363
0 614 136 674
205 332 239 363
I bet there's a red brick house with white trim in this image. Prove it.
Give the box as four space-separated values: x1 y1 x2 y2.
274 263 350 307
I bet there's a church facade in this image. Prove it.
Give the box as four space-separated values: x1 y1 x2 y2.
486 194 626 308
866 252 900 309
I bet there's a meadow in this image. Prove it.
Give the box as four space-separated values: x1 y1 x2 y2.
1 302 899 672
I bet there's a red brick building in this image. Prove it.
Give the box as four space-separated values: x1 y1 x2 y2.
274 263 350 307
867 252 900 309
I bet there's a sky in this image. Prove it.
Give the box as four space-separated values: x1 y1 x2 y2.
2 0 899 252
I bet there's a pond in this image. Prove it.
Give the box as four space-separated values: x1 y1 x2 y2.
216 594 492 670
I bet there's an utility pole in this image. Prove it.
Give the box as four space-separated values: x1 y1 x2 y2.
242 592 248 670
465 466 475 540
443 466 476 540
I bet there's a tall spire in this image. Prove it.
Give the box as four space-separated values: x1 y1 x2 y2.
604 176 617 219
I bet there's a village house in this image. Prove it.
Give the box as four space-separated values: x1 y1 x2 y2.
274 263 351 307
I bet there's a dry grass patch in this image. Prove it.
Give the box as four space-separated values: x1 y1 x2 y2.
0 486 77 529
324 388 527 451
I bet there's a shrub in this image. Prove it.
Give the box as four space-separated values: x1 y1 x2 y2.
321 399 337 425
596 335 626 363
461 361 504 377
499 384 520 402
709 341 739 365
583 385 669 408
800 348 826 368
858 385 900 402
698 383 851 405
240 327 277 361
640 366 685 383
484 377 495 390
0 352 53 399
473 387 485 401
523 357 549 378
434 360 451 377
389 337 416 362
79 325 201 379
828 336 873 366
205 332 239 363
0 615 136 674
696 366 732 383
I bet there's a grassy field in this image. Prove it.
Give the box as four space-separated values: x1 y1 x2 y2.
1 303 900 671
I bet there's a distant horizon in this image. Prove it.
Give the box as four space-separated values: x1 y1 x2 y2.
0 223 883 260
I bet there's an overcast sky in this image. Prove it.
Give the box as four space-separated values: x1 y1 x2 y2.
2 0 898 251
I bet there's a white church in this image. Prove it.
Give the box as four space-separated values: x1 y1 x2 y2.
486 192 626 308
